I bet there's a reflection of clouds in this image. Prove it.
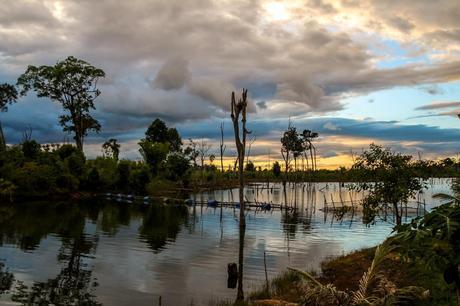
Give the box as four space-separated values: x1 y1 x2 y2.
0 179 453 305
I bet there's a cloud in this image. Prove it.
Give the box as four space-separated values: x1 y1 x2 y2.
1 0 460 163
415 101 460 110
419 84 444 95
153 57 190 91
1 0 459 120
323 122 340 131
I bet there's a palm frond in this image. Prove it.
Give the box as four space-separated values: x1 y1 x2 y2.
432 193 459 204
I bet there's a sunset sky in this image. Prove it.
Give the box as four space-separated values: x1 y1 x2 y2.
1 0 460 168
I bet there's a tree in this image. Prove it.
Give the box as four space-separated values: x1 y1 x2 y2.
163 153 190 181
0 83 18 150
244 160 255 172
21 140 41 160
145 118 182 152
138 140 169 175
145 119 168 143
301 129 319 171
209 154 216 165
280 123 298 183
102 138 120 161
352 144 426 226
230 89 250 301
197 139 211 167
167 128 182 152
17 56 105 152
184 138 199 166
272 161 281 177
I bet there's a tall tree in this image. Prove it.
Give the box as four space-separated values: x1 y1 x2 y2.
184 138 199 166
301 129 319 171
102 138 120 161
280 123 297 184
17 56 105 152
145 118 168 143
145 118 182 152
231 89 250 301
0 83 18 150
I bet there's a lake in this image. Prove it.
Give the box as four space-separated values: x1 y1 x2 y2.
0 179 453 305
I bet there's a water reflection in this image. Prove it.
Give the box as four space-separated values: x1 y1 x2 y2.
0 179 453 305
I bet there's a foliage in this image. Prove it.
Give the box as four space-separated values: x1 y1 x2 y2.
0 83 18 112
21 140 41 160
17 56 105 151
244 161 255 172
272 161 281 177
138 140 169 175
288 241 428 306
391 199 460 301
162 153 191 181
0 179 16 202
102 138 120 160
351 144 427 225
145 118 182 152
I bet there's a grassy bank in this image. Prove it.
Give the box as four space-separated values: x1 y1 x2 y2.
216 246 457 306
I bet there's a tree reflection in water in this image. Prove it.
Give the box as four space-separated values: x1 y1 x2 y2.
0 200 190 304
12 234 100 305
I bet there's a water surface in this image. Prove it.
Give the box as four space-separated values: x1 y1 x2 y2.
0 179 452 305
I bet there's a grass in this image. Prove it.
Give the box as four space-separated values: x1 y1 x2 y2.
214 247 458 305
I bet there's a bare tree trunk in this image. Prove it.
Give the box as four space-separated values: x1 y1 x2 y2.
0 121 6 151
312 145 317 171
220 122 226 172
393 202 402 226
309 146 314 171
231 89 249 301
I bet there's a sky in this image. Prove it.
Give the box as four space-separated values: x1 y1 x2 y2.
1 0 460 169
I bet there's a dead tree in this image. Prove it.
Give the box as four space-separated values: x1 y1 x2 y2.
231 89 250 301
219 122 226 172
245 133 256 167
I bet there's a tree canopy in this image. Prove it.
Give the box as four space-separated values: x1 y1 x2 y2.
102 138 120 161
0 83 18 112
17 56 105 152
145 118 182 152
352 144 427 225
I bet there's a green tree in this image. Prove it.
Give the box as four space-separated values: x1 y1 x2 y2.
145 118 182 152
163 153 190 181
352 144 426 226
17 56 105 152
0 83 18 150
184 138 199 166
21 140 41 160
102 138 120 161
280 124 299 182
167 127 182 152
139 140 169 175
145 118 168 143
